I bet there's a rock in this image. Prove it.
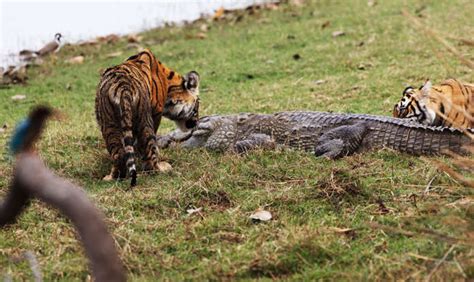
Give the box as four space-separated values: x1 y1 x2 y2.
250 210 272 222
199 24 209 32
332 30 345 37
4 66 28 84
186 207 203 215
157 161 172 172
290 0 305 6
127 34 143 43
66 56 84 64
97 34 120 44
11 94 27 101
106 51 123 58
196 32 207 39
78 39 99 46
126 43 144 51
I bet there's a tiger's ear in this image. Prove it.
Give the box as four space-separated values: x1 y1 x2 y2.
420 79 432 98
185 71 200 91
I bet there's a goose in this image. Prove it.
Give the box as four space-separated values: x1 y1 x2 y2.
36 33 62 57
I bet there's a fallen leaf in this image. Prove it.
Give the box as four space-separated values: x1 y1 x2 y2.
186 207 203 215
11 94 26 101
66 56 84 64
330 227 353 233
329 227 357 239
321 20 331 29
332 30 345 37
368 0 376 7
0 123 7 134
106 51 123 58
313 79 327 85
250 210 272 222
376 199 390 215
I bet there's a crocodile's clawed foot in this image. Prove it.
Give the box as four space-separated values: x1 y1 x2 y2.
233 134 275 154
314 123 367 159
315 139 345 159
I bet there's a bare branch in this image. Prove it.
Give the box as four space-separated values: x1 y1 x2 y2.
0 106 126 281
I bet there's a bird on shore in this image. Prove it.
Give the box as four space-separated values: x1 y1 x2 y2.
19 49 38 62
36 33 63 57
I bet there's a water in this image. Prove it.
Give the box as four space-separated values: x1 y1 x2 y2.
0 0 270 69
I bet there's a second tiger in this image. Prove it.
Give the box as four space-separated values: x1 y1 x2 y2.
95 49 200 186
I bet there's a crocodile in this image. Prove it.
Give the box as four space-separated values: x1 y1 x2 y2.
158 111 473 159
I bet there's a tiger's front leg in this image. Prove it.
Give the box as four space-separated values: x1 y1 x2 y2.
137 117 172 173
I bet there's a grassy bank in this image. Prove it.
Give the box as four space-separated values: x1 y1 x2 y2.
0 0 473 280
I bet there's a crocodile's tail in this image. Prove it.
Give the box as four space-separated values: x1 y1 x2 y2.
366 124 473 156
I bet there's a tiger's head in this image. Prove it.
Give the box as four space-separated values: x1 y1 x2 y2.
162 70 201 131
128 49 201 131
393 80 435 125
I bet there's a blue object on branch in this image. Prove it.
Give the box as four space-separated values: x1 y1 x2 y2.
9 119 31 154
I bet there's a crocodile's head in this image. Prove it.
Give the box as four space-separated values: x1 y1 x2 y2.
169 113 253 151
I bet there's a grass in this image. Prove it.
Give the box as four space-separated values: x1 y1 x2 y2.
1 0 473 280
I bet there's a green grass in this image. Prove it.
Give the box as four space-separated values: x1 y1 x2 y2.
1 0 473 280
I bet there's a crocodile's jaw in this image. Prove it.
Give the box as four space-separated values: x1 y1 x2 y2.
180 115 235 150
181 134 208 148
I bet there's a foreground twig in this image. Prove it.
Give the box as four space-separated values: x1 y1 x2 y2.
0 106 126 281
23 251 42 282
424 245 456 282
369 222 473 247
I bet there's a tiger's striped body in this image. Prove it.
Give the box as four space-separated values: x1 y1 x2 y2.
393 79 473 129
95 49 200 186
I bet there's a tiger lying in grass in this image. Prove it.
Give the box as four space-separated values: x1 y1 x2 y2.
95 49 200 186
393 79 473 129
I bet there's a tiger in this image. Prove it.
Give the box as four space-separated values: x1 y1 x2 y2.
95 49 200 187
393 79 473 129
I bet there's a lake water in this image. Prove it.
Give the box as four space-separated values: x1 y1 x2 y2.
0 0 271 68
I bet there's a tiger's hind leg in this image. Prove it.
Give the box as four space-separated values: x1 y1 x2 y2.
137 115 172 174
102 125 127 181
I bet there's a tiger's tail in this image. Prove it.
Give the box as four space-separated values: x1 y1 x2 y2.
119 90 137 187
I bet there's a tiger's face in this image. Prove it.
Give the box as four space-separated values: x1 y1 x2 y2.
393 80 436 125
163 71 200 131
393 86 418 119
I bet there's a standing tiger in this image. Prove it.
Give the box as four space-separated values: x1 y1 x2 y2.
393 79 473 129
95 49 200 186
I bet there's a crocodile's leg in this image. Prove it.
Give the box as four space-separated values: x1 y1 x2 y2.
315 123 367 159
233 134 276 154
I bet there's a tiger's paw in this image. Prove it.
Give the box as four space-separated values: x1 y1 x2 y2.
102 174 115 181
157 161 173 172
